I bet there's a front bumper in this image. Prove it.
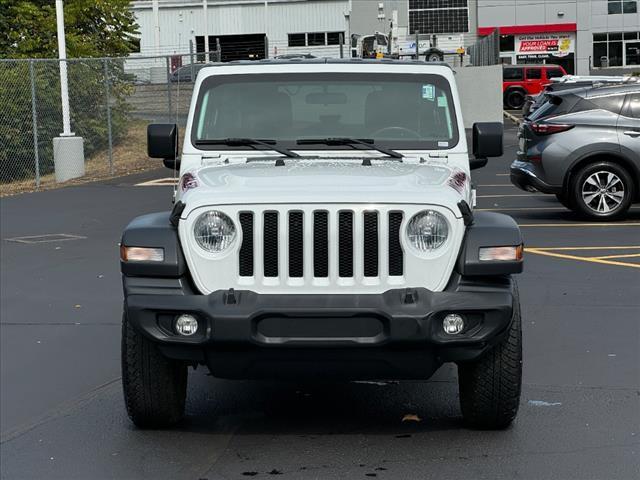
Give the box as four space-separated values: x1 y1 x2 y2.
510 160 561 194
124 275 517 380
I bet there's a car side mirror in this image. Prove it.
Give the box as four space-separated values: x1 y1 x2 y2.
471 122 503 170
148 123 178 166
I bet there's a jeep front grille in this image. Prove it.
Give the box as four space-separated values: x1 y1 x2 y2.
238 209 403 282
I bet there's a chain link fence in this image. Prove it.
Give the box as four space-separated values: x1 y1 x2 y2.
0 52 218 195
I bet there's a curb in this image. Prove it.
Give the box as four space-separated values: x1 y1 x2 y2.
504 110 522 126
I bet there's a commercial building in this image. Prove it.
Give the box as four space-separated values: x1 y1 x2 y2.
129 1 640 75
477 0 640 75
129 0 350 60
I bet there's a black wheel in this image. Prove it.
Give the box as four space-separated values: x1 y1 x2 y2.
570 161 634 220
505 89 525 110
555 192 573 209
426 52 443 62
458 282 522 430
121 309 187 428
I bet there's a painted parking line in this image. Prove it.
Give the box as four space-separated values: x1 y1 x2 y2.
594 253 640 260
477 193 542 198
135 178 177 186
525 246 640 269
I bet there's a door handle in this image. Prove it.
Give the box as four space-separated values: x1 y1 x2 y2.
623 131 640 138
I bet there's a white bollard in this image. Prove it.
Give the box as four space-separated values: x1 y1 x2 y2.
53 136 85 183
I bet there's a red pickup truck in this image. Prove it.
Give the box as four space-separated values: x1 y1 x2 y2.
503 64 567 110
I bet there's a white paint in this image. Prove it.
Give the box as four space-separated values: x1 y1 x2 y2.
528 400 562 407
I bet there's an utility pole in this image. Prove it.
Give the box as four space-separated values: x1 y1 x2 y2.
202 0 209 55
53 0 84 183
152 0 161 54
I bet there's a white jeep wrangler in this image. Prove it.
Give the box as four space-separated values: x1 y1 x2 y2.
120 60 524 430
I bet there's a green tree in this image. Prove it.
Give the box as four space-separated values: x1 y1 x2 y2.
0 1 139 183
0 0 139 59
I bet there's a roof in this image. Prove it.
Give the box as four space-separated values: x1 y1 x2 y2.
550 83 640 98
201 58 453 69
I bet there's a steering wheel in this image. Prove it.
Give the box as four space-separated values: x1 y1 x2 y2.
371 126 421 139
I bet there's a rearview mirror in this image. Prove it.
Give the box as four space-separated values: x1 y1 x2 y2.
148 123 178 161
471 122 503 169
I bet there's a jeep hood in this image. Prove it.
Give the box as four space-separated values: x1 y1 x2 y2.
180 158 470 217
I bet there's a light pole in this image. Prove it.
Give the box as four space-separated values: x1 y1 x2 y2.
53 0 84 182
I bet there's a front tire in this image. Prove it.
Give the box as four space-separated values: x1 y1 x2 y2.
570 161 634 220
505 89 526 110
121 309 187 428
458 284 522 429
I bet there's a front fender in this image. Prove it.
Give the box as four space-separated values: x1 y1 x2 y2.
120 212 186 278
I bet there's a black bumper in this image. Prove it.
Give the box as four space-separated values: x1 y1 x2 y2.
124 275 517 380
510 160 561 194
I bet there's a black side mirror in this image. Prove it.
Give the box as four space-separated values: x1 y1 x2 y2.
148 123 178 161
471 122 503 170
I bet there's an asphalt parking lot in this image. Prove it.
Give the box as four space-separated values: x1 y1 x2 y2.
1 124 639 479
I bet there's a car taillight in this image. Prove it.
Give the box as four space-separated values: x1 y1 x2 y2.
530 123 574 136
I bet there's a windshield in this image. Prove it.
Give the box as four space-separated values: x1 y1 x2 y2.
192 73 459 150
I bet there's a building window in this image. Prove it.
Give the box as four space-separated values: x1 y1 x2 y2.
608 0 637 14
288 32 344 48
409 0 469 34
307 32 326 46
327 32 345 45
500 35 515 52
593 31 640 67
288 33 306 47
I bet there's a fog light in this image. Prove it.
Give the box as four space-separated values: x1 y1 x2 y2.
175 314 198 336
443 314 465 335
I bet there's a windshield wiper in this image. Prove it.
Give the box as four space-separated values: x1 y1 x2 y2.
195 138 300 158
296 137 403 159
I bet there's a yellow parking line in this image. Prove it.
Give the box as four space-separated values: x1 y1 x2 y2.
525 248 640 269
593 253 640 260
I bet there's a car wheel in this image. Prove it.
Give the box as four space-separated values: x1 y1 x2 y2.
121 309 187 428
426 52 443 62
555 192 573 209
571 162 634 220
458 281 522 430
505 89 525 110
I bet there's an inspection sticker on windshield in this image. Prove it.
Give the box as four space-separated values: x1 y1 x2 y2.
422 84 435 100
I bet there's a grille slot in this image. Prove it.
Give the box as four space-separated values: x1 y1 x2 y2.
388 212 403 276
363 211 379 277
288 211 304 278
313 211 329 278
238 213 254 277
338 211 354 277
263 212 279 277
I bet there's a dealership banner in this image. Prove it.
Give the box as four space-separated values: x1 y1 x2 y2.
515 33 575 60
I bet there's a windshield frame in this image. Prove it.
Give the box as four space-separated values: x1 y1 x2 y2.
190 72 460 152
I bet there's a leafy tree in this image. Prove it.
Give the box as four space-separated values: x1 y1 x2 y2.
0 1 139 183
0 0 139 59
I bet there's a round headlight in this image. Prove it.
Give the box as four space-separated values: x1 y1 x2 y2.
407 210 449 253
193 211 236 253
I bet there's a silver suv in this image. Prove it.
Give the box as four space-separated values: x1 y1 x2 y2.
511 84 640 220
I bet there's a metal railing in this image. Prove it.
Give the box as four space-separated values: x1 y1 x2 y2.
468 29 500 67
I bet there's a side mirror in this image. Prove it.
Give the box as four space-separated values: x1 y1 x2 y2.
148 123 178 162
471 122 503 170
